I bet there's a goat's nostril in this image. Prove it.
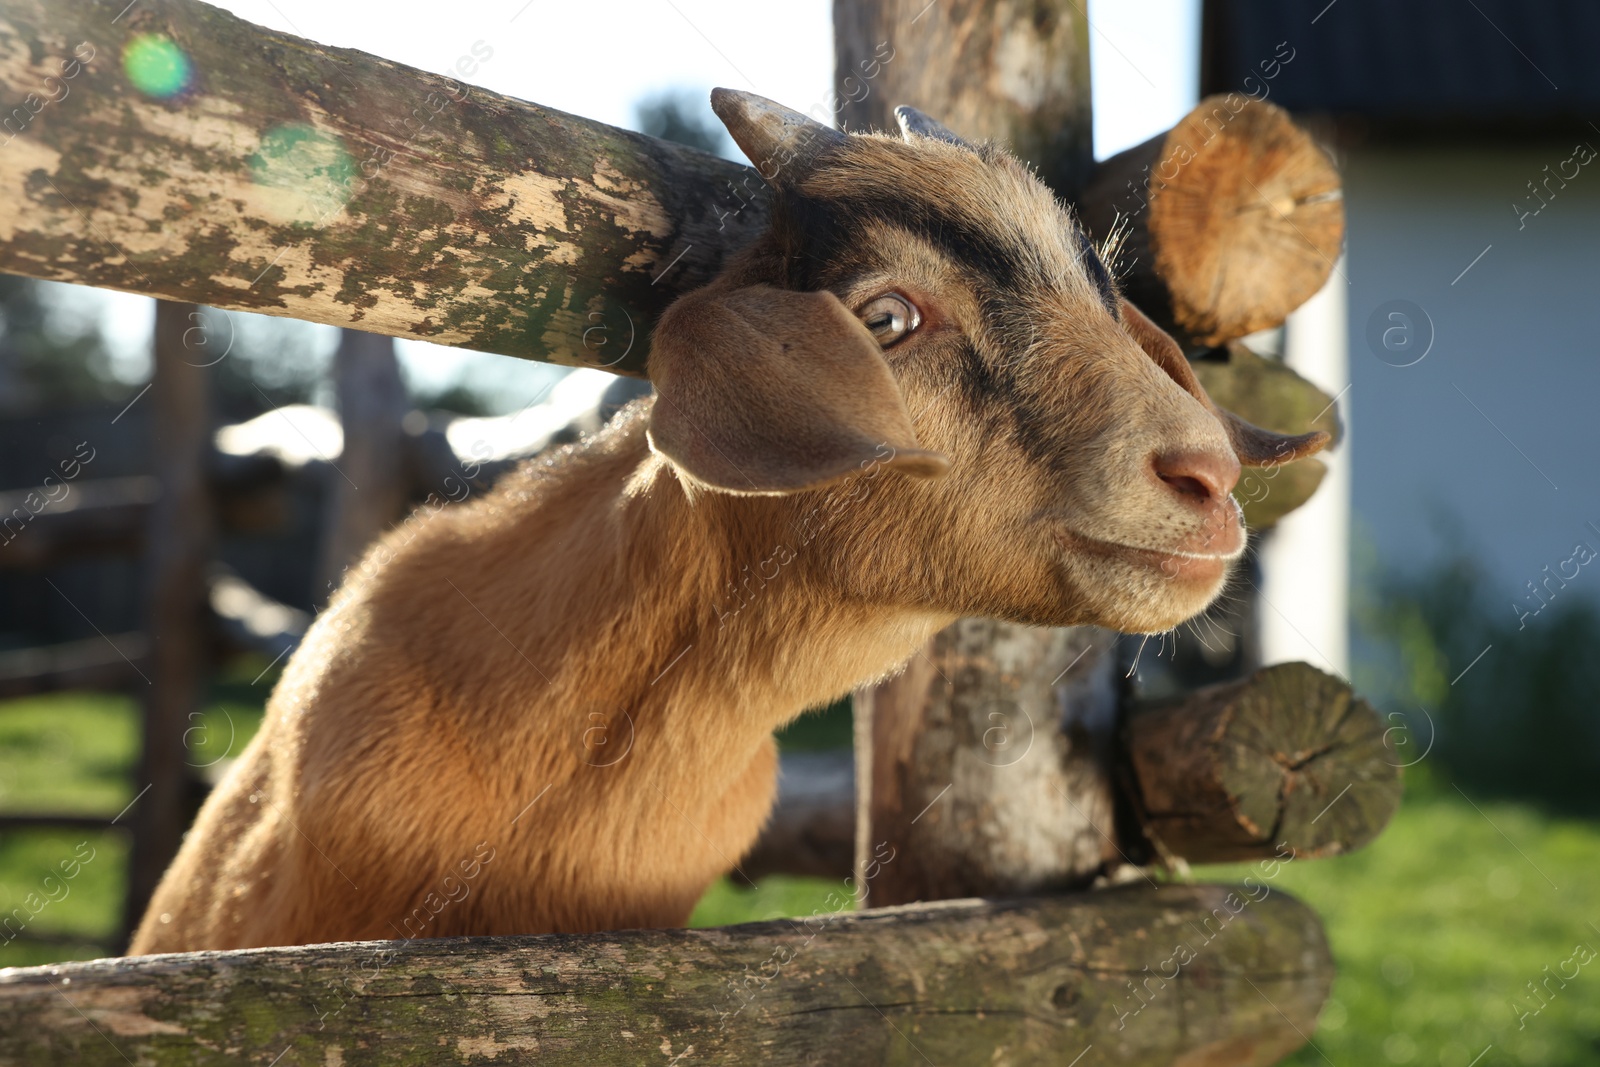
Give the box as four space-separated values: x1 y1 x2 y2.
1158 473 1210 500
1152 450 1241 505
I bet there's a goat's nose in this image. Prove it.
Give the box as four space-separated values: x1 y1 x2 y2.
1151 449 1241 507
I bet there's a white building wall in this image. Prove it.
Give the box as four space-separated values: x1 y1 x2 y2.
1256 142 1600 681
1260 268 1351 677
1341 144 1600 628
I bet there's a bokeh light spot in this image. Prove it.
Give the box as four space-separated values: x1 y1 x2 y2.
123 34 193 99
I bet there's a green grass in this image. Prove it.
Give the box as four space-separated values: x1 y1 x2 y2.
0 692 139 967
5 692 1599 1067
690 874 850 929
1206 780 1600 1067
0 662 272 969
0 691 139 816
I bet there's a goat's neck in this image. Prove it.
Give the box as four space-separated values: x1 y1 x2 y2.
611 456 942 737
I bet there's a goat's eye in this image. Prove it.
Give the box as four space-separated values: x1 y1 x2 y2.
858 294 920 347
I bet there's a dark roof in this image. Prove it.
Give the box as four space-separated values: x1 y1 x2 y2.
1202 0 1600 134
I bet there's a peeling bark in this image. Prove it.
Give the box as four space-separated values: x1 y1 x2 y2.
834 0 1095 196
0 0 769 376
857 623 1124 904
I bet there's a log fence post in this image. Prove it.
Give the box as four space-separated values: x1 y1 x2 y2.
314 329 410 603
121 300 213 945
836 0 1131 907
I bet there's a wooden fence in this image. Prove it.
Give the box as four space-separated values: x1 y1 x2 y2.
0 0 1392 1063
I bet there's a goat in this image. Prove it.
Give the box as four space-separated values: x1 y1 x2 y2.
130 91 1327 953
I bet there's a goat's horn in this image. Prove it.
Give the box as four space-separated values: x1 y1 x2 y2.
894 105 970 147
710 88 846 188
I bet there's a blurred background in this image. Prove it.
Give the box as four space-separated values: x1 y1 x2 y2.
2 1 1597 1064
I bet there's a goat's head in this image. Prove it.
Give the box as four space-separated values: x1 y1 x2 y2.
646 90 1329 634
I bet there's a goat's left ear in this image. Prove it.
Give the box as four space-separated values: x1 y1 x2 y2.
1118 298 1331 468
646 285 951 494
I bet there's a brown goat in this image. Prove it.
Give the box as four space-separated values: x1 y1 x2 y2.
130 91 1326 954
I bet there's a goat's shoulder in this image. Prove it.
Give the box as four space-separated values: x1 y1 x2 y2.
448 397 656 526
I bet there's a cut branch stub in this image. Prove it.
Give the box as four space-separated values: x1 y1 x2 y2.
1079 94 1344 349
1192 341 1343 529
0 0 767 376
1121 662 1402 865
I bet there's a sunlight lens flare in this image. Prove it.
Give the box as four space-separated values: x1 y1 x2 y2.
123 34 193 99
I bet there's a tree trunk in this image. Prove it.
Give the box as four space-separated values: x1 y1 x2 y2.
834 0 1094 195
835 0 1129 908
857 622 1124 903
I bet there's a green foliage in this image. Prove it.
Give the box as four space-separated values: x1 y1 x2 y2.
0 275 340 420
1359 551 1600 815
0 275 121 413
634 89 732 156
407 381 497 417
774 696 853 751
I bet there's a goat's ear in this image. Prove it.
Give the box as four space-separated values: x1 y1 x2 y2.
1118 298 1331 468
646 285 951 494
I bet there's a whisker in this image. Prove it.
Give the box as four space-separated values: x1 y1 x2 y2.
1127 633 1152 678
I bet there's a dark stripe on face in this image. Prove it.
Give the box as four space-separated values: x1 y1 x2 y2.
787 191 1030 293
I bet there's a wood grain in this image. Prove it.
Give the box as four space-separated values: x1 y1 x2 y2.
1122 662 1402 864
0 886 1331 1066
1079 95 1344 349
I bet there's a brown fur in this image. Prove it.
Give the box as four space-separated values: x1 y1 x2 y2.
131 96 1326 954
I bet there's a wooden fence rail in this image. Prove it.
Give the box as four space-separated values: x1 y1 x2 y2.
0 885 1331 1067
0 0 764 376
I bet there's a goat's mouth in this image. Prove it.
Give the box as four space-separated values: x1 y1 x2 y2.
1051 527 1243 586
